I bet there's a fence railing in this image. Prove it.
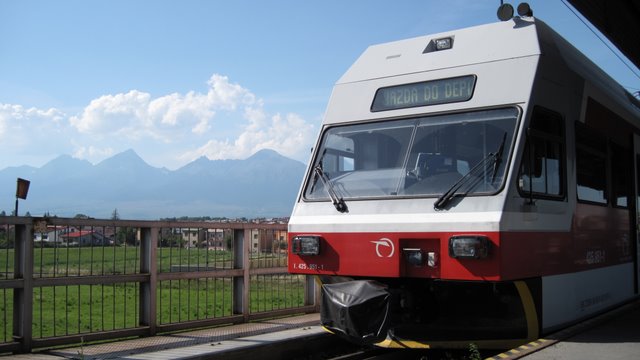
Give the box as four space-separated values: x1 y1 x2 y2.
0 216 317 353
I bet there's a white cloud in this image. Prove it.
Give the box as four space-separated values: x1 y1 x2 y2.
0 103 66 152
148 91 216 135
69 74 259 141
179 111 316 163
0 73 317 169
206 74 257 109
0 104 65 134
69 90 151 135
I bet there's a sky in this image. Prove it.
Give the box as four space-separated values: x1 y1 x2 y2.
1 0 639 170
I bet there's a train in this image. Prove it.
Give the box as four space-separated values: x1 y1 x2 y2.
287 5 640 349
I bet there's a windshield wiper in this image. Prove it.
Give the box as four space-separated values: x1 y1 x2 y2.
309 149 326 194
491 132 507 182
314 165 348 213
434 132 507 210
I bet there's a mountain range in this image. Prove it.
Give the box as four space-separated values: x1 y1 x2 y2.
0 149 307 219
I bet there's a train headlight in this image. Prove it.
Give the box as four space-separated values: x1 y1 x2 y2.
435 37 453 51
448 235 490 259
291 236 321 256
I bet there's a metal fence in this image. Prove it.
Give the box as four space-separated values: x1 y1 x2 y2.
0 216 317 354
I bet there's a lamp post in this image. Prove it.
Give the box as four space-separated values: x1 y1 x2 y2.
15 178 30 216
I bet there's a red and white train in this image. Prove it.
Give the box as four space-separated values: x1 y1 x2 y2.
288 7 640 349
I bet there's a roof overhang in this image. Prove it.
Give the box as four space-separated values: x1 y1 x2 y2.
567 0 640 71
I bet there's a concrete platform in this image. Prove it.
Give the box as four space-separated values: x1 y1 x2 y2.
488 299 640 360
108 326 329 360
9 300 640 359
14 313 325 360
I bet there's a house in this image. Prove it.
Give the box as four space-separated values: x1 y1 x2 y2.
177 228 205 248
250 229 288 253
61 230 108 247
33 226 80 247
205 228 227 250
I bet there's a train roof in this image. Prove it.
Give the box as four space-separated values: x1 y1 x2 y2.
338 19 540 84
337 17 640 120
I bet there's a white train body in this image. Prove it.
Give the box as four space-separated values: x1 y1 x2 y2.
288 17 640 348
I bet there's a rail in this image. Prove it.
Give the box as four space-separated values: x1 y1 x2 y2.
0 216 318 354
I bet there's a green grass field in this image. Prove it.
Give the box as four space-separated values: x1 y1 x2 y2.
0 246 304 341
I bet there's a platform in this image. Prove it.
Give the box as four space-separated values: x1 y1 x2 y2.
489 299 640 359
6 313 326 360
7 300 640 359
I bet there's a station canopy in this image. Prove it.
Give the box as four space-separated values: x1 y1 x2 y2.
567 0 640 71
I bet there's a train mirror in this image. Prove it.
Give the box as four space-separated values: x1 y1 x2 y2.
517 2 533 17
497 3 514 21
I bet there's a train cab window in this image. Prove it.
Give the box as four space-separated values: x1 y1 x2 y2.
518 107 565 199
304 108 519 202
306 121 414 198
575 123 607 205
403 110 516 196
321 134 355 172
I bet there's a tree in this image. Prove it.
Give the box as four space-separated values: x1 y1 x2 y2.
0 230 14 248
160 233 182 247
111 208 120 220
225 233 234 251
116 226 137 246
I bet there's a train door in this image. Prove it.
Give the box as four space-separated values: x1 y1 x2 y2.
634 134 640 293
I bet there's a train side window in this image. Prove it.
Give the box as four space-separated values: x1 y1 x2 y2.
518 107 565 199
575 123 607 205
610 142 630 208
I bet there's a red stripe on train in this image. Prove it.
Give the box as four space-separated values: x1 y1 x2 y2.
288 227 631 281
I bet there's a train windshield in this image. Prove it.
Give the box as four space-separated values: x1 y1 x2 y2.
304 107 519 202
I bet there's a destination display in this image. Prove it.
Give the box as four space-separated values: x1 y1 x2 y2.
371 75 476 112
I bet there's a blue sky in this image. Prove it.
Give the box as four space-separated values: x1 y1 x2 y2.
1 0 639 170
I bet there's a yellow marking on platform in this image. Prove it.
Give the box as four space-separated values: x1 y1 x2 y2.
375 338 431 349
484 337 554 359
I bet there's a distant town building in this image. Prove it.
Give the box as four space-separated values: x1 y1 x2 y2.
34 225 112 247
